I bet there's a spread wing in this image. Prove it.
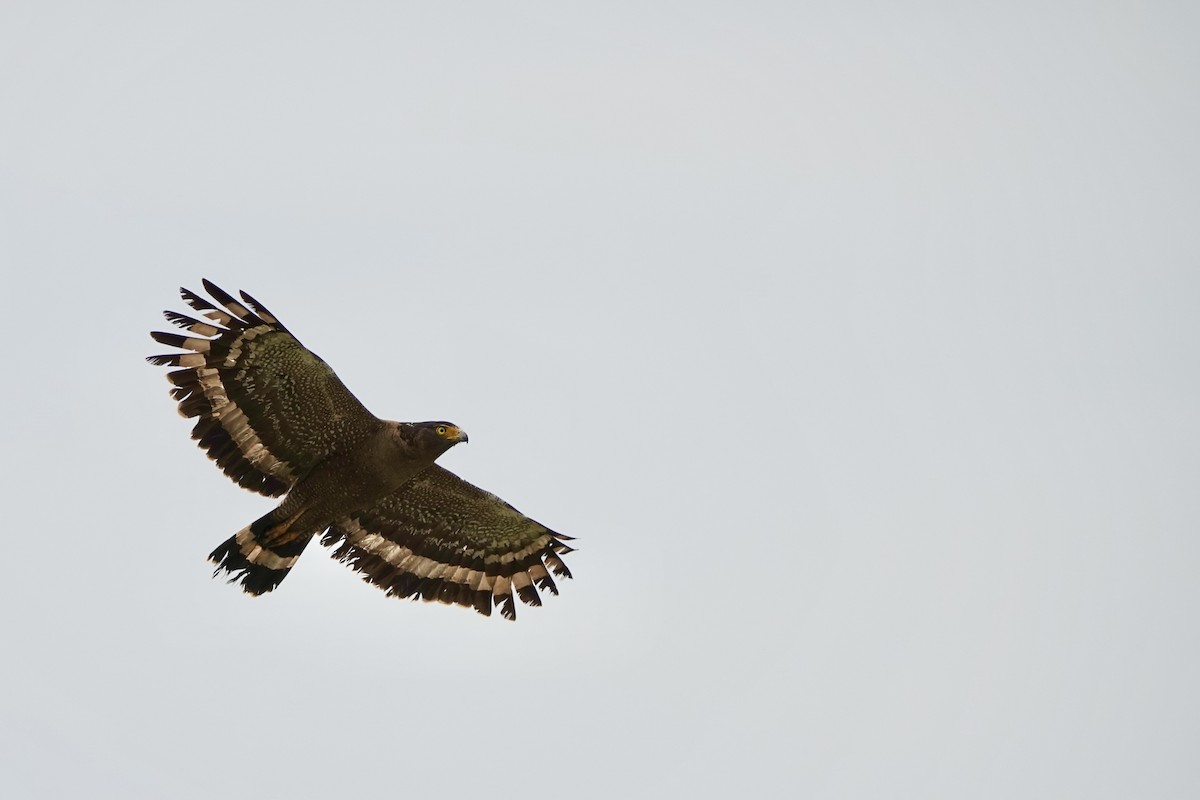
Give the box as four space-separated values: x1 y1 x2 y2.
147 280 379 497
321 465 575 620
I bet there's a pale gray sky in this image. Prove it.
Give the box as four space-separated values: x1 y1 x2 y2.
2 2 1198 798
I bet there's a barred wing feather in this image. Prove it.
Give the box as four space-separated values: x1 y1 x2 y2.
147 280 379 497
322 465 575 620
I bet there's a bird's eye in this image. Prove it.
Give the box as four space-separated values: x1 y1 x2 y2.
435 425 448 436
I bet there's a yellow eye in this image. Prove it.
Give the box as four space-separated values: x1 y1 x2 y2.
435 425 448 436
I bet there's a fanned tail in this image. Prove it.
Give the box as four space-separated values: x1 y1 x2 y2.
208 510 313 595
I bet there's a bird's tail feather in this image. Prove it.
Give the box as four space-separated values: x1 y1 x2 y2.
208 510 313 595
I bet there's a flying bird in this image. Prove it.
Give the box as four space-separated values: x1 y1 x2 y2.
147 280 573 619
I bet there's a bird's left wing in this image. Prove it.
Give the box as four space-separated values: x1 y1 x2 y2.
322 465 575 620
148 280 379 497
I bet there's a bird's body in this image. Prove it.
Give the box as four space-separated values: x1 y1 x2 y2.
148 280 573 619
266 421 467 544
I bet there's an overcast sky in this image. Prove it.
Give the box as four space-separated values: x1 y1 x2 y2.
2 2 1198 798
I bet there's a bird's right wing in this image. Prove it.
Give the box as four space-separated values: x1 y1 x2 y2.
322 465 575 620
148 280 379 497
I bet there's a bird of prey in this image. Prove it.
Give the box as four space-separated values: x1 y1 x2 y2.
147 280 573 620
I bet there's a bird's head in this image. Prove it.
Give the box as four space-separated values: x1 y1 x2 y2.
412 421 468 456
385 421 468 463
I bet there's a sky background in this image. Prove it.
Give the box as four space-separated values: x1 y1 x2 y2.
2 2 1198 797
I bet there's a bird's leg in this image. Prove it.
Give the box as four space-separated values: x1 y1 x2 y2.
258 508 308 546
